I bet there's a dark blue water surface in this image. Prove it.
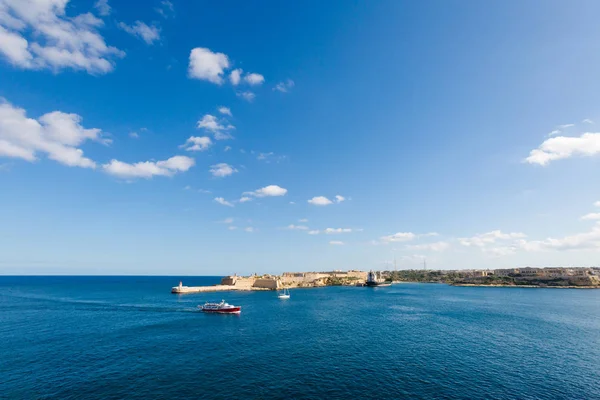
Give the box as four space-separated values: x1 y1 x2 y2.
1 276 599 399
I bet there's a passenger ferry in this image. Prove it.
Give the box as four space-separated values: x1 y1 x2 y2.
199 300 241 314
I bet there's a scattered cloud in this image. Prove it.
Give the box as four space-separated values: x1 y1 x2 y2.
0 99 110 168
209 163 237 177
323 228 357 234
581 213 600 221
256 152 286 163
94 0 111 16
198 189 211 194
329 241 344 245
218 107 232 116
237 91 255 102
459 230 526 247
118 21 160 45
525 133 600 166
406 241 450 252
102 156 195 179
244 73 264 85
583 119 594 124
244 185 287 198
299 218 308 223
335 195 345 203
224 146 232 152
228 226 238 230
244 227 255 233
214 197 234 207
188 47 229 84
183 185 191 190
219 217 234 224
595 201 600 207
274 79 295 93
308 196 333 206
155 0 174 18
286 224 309 230
0 0 124 74
129 132 139 139
239 196 252 203
229 68 242 85
197 114 234 140
558 123 574 129
548 130 561 136
308 230 319 235
181 136 212 152
380 232 416 243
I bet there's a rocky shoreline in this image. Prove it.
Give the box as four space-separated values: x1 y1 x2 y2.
452 283 600 289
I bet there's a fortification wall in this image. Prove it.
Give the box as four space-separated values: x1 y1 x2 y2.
253 278 279 289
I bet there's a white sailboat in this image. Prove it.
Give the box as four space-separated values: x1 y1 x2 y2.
277 287 290 299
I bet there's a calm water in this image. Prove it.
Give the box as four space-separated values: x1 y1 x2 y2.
1 277 599 400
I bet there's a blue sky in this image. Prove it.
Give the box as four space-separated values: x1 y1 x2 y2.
2 0 600 275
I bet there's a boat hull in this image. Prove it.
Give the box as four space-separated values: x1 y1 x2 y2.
365 282 392 287
201 307 241 314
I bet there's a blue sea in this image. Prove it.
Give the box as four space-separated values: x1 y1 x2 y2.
1 276 599 399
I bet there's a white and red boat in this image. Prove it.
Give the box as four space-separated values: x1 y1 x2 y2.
199 300 241 314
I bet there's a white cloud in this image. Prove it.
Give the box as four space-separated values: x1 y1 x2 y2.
155 0 174 18
274 79 295 93
380 232 416 243
595 201 600 207
102 156 195 179
244 227 255 233
209 162 237 177
224 146 232 152
183 185 191 190
0 0 124 74
219 217 234 224
129 132 139 139
244 73 264 85
198 189 211 194
244 185 287 197
548 129 561 136
118 21 160 45
0 99 109 168
214 197 234 207
308 230 319 235
94 0 111 16
335 195 345 203
218 106 232 116
583 119 594 124
459 230 526 247
196 114 234 140
407 241 450 252
307 196 333 206
239 196 252 203
237 91 255 102
188 47 229 84
289 201 296 205
299 218 308 223
181 136 212 152
519 225 600 251
323 228 355 234
558 123 574 129
286 224 309 230
329 241 344 245
229 68 242 85
228 226 237 230
525 133 600 166
581 212 600 221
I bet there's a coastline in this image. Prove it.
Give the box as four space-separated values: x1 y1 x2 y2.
452 283 600 289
